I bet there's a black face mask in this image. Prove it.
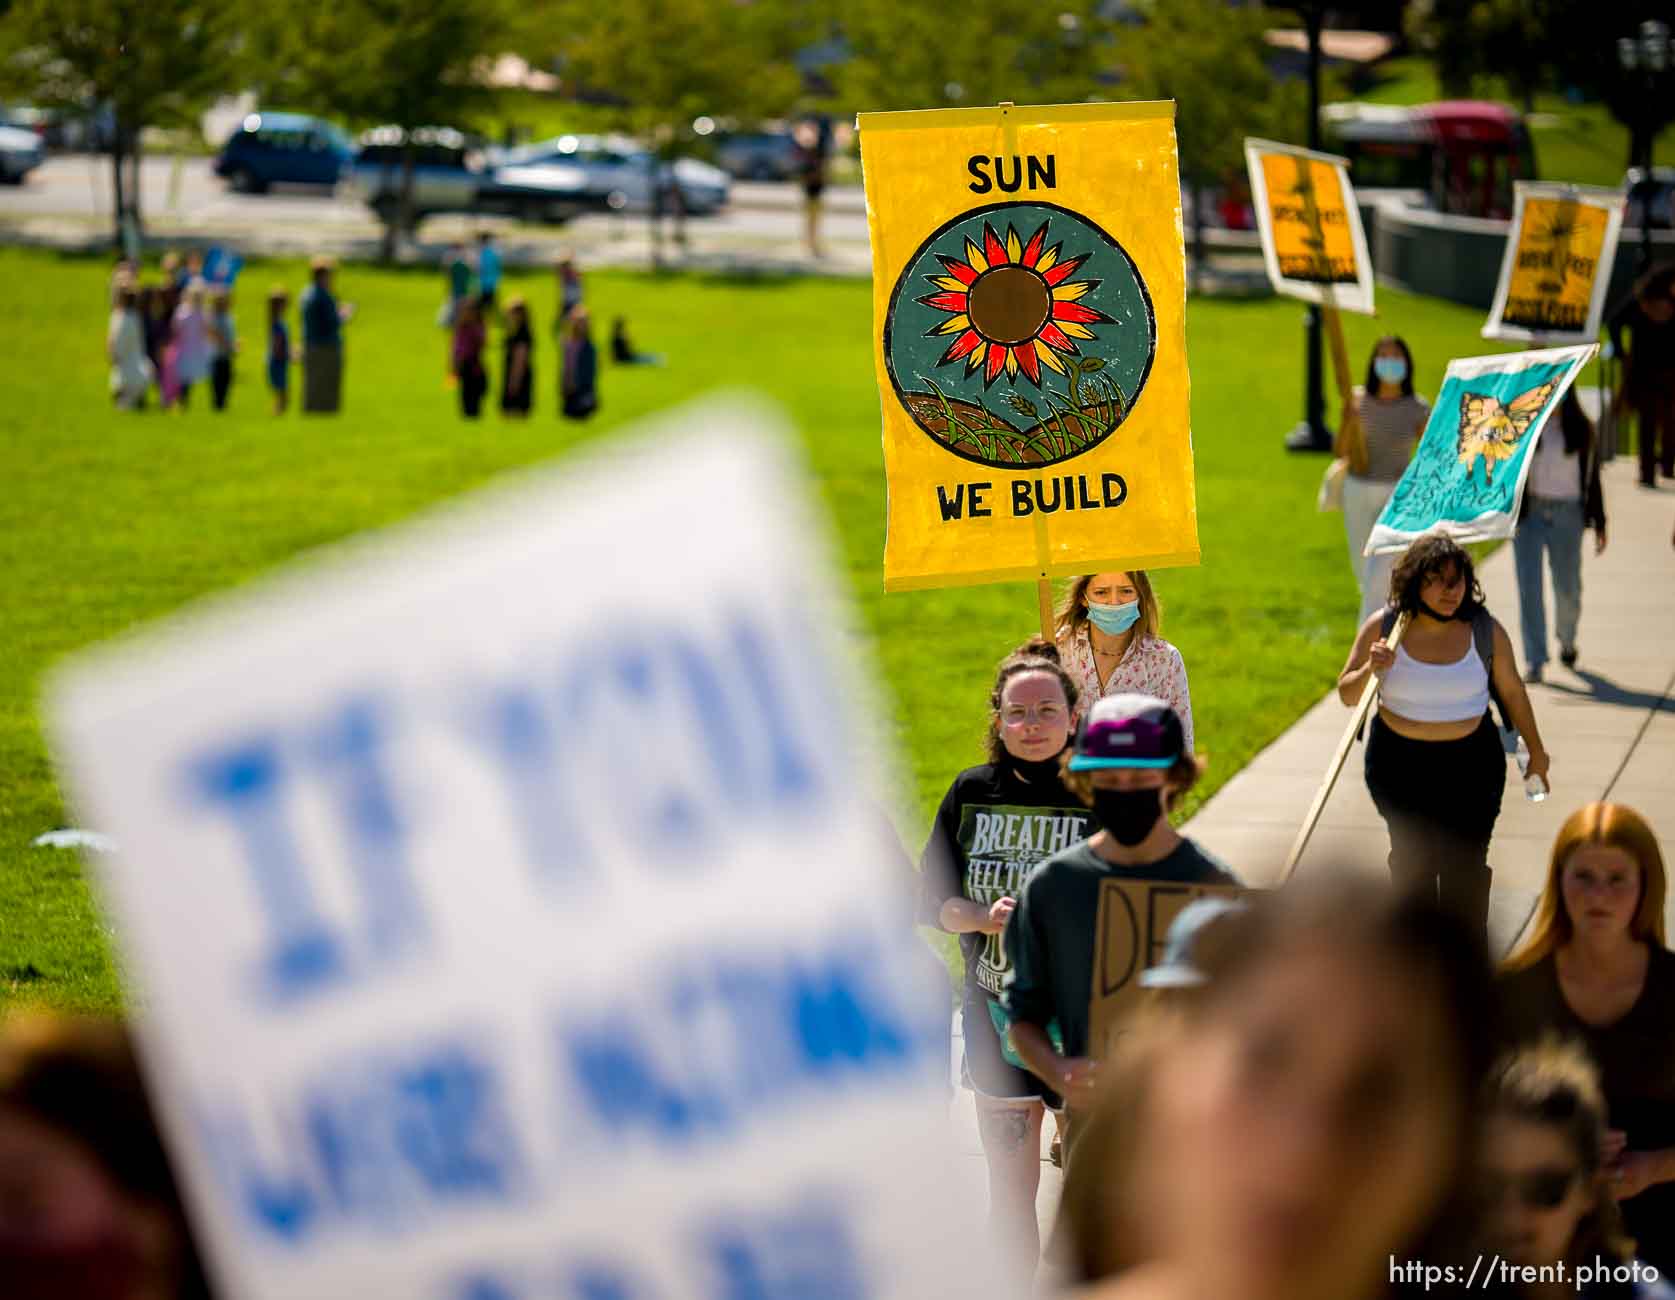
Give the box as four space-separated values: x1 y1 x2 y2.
1092 787 1163 846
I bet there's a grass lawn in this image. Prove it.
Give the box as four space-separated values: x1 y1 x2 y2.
1358 56 1675 191
0 248 1507 1009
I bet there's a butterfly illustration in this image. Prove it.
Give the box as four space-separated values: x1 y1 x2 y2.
1456 380 1557 480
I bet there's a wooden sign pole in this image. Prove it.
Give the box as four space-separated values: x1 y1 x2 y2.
1280 610 1408 881
997 101 1058 647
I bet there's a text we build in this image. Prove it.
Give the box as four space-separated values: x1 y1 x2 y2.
936 471 1128 521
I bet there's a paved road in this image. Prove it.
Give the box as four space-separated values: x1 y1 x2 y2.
0 153 870 243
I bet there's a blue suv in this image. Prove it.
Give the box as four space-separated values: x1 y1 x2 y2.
215 112 352 192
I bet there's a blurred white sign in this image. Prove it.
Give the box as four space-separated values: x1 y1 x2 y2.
50 398 984 1300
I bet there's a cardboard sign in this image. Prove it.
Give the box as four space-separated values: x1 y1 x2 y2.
858 101 1198 592
1087 879 1245 1059
1244 138 1375 315
1367 345 1597 556
1484 183 1625 343
48 399 987 1300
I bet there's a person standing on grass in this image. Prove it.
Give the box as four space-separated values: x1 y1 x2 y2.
107 280 152 411
919 639 1093 1277
168 282 211 412
300 257 350 414
555 254 583 321
207 286 236 412
1513 389 1607 683
1054 572 1193 752
1004 695 1238 1134
1340 335 1430 626
452 294 488 419
1610 264 1675 489
266 287 291 416
1499 803 1675 1273
475 231 502 317
560 306 598 420
1337 533 1548 937
500 295 532 418
139 284 169 406
442 241 471 327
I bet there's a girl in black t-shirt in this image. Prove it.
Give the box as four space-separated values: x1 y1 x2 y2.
919 638 1092 1273
1499 802 1675 1272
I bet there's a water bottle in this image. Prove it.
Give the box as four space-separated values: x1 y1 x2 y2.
1516 736 1548 803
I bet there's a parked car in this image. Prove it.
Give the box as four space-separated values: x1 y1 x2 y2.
0 122 45 184
1624 166 1675 230
343 125 597 226
342 125 484 223
496 134 730 215
713 131 798 181
215 112 353 192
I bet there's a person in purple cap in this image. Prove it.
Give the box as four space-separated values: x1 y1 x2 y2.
1003 693 1239 1120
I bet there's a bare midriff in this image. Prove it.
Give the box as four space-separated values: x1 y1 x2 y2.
1376 707 1483 742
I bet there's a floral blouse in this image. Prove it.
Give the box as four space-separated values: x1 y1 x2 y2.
1058 623 1195 755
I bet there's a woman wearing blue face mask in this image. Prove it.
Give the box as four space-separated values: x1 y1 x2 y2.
1055 571 1194 754
1340 336 1431 626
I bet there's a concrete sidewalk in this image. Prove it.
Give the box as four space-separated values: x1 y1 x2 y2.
1184 459 1675 948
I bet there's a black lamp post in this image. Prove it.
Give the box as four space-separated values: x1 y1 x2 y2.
1618 19 1672 273
1284 1 1332 452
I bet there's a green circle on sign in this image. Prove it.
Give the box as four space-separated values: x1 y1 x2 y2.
884 200 1157 470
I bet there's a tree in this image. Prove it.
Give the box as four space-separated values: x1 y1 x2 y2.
1405 0 1550 111
1112 0 1304 290
836 0 1108 113
542 0 808 264
246 0 526 259
0 0 241 247
1407 0 1675 171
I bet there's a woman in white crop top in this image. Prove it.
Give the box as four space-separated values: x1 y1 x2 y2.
1337 533 1549 937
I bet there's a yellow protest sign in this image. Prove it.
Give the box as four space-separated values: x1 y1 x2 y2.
1484 183 1625 343
858 102 1197 593
1244 138 1375 314
1088 878 1246 1059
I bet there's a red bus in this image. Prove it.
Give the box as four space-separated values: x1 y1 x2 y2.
1322 100 1538 220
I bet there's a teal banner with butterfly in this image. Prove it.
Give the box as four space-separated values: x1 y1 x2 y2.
1366 344 1597 556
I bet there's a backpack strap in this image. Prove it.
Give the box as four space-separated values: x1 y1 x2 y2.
1471 607 1513 732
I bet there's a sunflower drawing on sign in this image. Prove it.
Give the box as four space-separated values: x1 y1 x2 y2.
1456 380 1556 481
884 201 1157 470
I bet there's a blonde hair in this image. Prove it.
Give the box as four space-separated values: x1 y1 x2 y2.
1486 1037 1634 1262
1055 571 1161 645
1502 803 1668 973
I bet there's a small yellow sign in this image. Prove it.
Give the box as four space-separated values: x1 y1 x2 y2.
859 101 1199 593
1484 183 1625 343
1245 138 1375 314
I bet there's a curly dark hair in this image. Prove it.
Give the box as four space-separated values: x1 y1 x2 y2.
1387 533 1485 618
985 637 1080 765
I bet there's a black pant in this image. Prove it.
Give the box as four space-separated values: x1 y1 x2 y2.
211 357 232 410
459 363 486 418
1635 389 1675 484
1365 714 1505 935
